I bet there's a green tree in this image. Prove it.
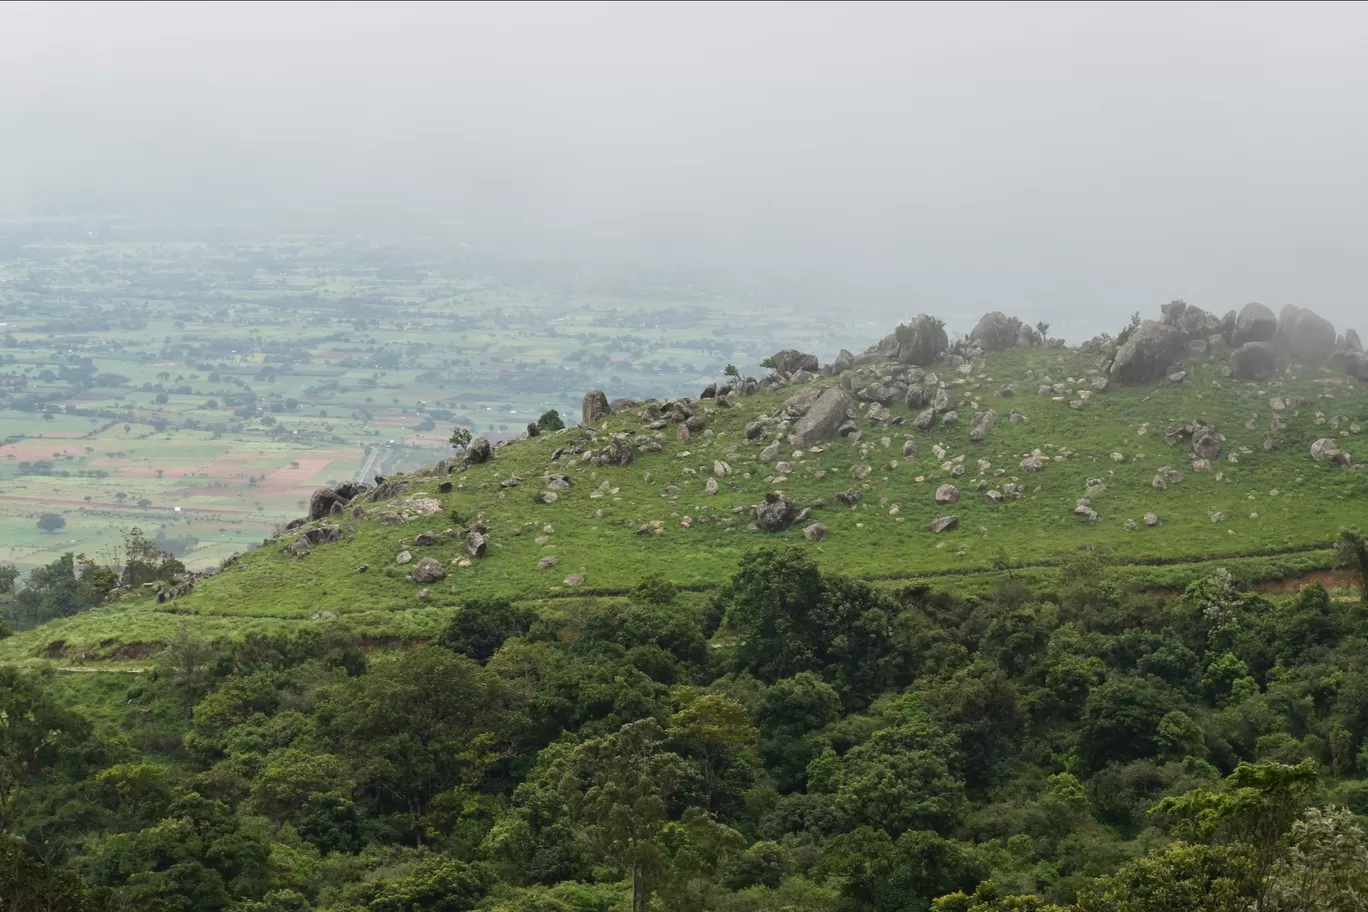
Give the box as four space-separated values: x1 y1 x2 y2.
536 410 565 433
450 426 473 453
553 718 691 912
36 513 65 533
330 647 516 843
1264 805 1368 912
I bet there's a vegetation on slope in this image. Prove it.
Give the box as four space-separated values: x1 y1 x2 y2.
4 548 1368 910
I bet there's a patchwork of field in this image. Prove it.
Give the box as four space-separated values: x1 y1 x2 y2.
0 221 869 570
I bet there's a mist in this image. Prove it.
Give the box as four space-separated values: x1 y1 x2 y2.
3 1 1368 336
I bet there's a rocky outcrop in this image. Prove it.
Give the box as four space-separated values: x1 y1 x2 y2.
1229 342 1277 381
788 388 856 448
1347 328 1363 352
1110 321 1184 384
1347 352 1368 381
768 349 819 375
591 434 635 467
1233 302 1277 346
581 390 610 426
308 481 371 520
969 312 1024 351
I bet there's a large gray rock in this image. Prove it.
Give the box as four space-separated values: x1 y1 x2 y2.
754 496 796 531
1347 328 1363 352
1110 321 1184 384
464 435 492 465
1177 304 1210 336
769 349 819 375
933 387 957 413
466 531 489 557
1286 308 1337 361
935 484 959 504
582 389 610 425
1192 428 1221 459
969 312 1023 350
788 388 856 447
409 557 446 583
905 383 929 410
1347 352 1368 381
1229 342 1277 380
1233 302 1277 346
1310 438 1352 466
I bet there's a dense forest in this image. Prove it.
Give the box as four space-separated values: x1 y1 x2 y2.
5 543 1368 911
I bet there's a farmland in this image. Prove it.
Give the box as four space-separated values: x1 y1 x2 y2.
0 220 868 571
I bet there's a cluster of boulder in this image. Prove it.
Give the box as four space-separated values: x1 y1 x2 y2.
1104 299 1363 385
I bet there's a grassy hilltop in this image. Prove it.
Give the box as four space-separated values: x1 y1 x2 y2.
3 331 1365 666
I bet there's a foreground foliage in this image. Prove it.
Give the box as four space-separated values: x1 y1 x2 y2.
4 548 1368 911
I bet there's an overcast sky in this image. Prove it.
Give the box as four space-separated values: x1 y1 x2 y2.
2 1 1367 335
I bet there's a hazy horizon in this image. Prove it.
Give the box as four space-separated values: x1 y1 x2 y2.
4 1 1368 337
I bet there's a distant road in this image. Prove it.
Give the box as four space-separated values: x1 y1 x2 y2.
355 446 383 483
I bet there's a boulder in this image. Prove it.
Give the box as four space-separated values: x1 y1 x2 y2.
930 515 959 533
1229 341 1277 380
581 389 610 425
754 496 796 532
537 556 560 570
308 483 370 521
1191 429 1221 459
902 439 918 458
769 349 819 375
1310 438 1352 466
1109 321 1184 384
464 435 493 465
788 388 857 448
1347 328 1363 352
803 523 828 542
466 531 488 557
905 383 930 409
1233 302 1278 346
1286 308 1337 361
745 421 764 440
1177 305 1209 336
1347 352 1368 381
913 408 936 431
935 484 959 504
409 557 446 583
833 349 855 373
564 574 584 587
856 382 896 404
969 312 1023 350
933 388 957 413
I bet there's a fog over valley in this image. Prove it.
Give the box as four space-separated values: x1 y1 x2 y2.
4 2 1368 335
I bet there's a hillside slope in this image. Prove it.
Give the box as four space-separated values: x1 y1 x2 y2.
3 318 1365 666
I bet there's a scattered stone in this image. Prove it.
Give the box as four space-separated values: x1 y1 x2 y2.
409 557 446 583
930 515 959 533
803 522 828 542
395 550 413 565
466 531 488 557
1310 438 1352 465
1144 512 1160 526
1125 519 1138 531
537 556 559 570
564 573 584 587
935 484 959 504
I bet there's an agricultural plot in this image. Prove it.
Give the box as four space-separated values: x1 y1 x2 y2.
0 223 867 571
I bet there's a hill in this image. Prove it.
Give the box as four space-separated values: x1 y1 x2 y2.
2 304 1365 666
6 303 1368 912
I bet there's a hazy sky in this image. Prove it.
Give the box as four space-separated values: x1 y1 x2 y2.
3 1 1368 335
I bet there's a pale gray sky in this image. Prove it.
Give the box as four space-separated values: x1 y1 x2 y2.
2 1 1367 334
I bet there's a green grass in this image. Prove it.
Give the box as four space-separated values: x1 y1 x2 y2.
2 342 1362 666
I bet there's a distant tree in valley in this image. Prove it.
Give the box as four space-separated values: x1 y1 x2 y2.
449 426 472 454
36 514 65 534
